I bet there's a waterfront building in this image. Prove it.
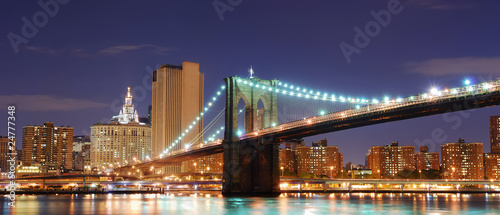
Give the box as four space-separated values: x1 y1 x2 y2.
415 146 440 171
0 136 15 172
441 138 484 180
152 62 204 173
368 142 415 178
21 122 73 172
184 153 223 174
490 116 500 154
297 139 343 178
279 141 304 175
90 88 151 172
72 135 91 172
485 153 500 180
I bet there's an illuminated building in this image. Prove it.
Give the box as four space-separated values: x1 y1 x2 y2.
297 139 343 178
368 142 415 178
90 88 151 172
484 153 500 180
111 87 139 124
441 138 484 180
184 153 223 174
279 141 304 174
490 116 500 154
0 136 15 172
415 146 439 171
152 62 204 173
21 122 73 172
72 135 90 172
16 165 41 176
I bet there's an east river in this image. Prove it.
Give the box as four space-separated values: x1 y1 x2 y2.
2 192 500 214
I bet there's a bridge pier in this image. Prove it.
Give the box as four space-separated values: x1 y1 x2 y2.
222 139 280 197
222 76 280 197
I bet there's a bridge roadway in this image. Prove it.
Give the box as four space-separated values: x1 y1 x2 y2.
117 80 500 171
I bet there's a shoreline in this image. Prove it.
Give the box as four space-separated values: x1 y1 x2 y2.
4 189 500 195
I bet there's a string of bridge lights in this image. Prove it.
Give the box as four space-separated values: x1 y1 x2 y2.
161 85 226 156
235 78 490 107
236 78 376 104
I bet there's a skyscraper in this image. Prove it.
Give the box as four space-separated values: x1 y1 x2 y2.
21 122 73 172
90 88 151 172
490 115 500 154
441 138 484 180
152 62 204 173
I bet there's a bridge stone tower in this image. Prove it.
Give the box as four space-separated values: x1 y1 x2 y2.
222 76 281 197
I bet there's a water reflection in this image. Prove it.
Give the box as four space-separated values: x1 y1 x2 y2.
1 192 500 214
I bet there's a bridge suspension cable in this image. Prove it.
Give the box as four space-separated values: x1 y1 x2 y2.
161 85 226 155
187 107 225 147
236 78 375 105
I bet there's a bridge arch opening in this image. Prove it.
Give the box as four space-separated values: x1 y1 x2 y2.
237 97 247 135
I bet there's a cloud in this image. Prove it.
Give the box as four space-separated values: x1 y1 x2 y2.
24 44 171 57
98 44 170 55
24 46 58 55
0 95 107 111
403 56 500 76
407 0 474 10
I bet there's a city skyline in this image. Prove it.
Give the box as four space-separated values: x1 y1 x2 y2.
2 0 500 166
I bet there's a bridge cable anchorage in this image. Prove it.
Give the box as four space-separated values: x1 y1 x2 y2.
158 85 227 158
237 79 500 139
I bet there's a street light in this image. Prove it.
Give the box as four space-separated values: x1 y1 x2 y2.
341 169 344 179
419 170 422 180
281 166 284 177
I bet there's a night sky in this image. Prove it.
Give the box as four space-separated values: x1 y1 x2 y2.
2 0 500 165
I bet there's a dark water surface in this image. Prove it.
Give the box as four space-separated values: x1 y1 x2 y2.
1 192 499 214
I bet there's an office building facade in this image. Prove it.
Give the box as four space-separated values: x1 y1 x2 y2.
21 122 73 172
90 88 151 172
152 62 204 173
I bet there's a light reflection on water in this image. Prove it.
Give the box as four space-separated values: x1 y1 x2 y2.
1 192 500 215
